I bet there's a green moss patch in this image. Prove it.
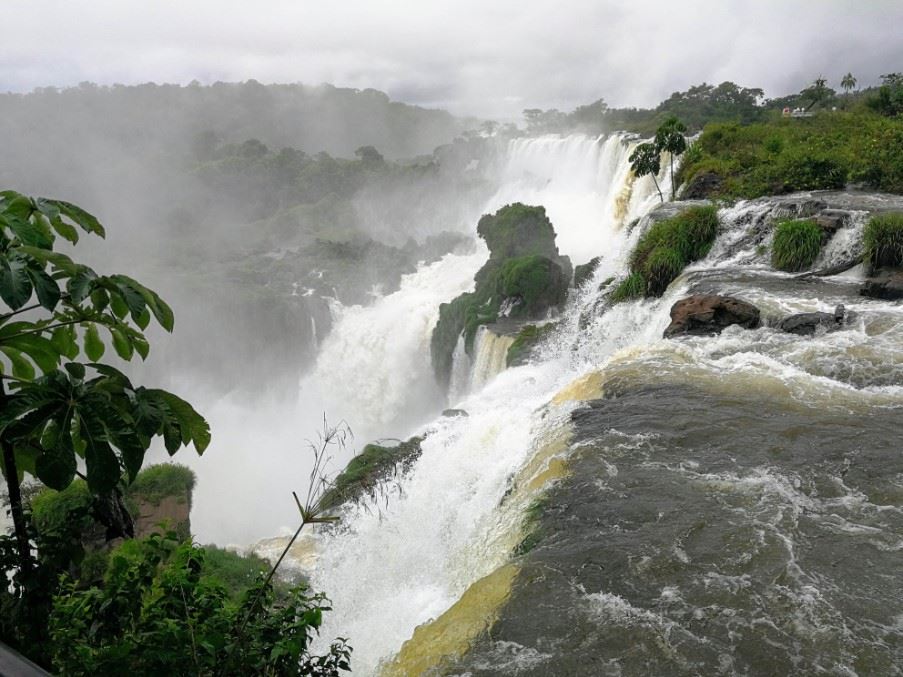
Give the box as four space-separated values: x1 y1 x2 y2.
506 322 560 367
476 203 560 261
771 219 823 271
863 212 903 269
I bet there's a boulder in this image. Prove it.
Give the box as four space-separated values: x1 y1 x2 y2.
682 172 723 200
814 209 850 236
442 408 469 418
663 295 760 338
779 304 846 335
860 269 903 300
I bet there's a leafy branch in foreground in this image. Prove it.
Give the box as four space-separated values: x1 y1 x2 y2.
0 190 209 666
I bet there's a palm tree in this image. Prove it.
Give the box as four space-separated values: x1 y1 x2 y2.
654 116 688 200
841 72 857 95
629 142 664 203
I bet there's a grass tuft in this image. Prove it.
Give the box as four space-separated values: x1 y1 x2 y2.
862 212 903 269
771 219 823 272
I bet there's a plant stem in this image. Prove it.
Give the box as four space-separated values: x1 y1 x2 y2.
651 174 664 203
0 380 32 575
670 154 676 200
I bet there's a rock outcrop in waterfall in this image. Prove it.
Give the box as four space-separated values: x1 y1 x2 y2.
430 203 571 387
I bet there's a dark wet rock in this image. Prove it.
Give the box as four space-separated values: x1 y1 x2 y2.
860 268 903 300
663 294 760 337
771 198 828 220
779 304 846 335
681 171 723 200
573 256 601 288
814 209 850 235
442 408 469 418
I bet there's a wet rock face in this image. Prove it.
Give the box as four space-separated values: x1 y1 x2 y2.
860 268 903 300
681 171 723 200
779 304 846 335
663 294 760 337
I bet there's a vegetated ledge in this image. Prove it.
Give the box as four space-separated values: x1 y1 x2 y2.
609 204 720 302
431 203 571 387
31 463 196 542
318 436 424 511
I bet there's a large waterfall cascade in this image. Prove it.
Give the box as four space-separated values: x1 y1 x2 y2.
247 132 902 674
299 133 672 673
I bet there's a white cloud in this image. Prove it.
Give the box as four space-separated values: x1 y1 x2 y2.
2 0 901 118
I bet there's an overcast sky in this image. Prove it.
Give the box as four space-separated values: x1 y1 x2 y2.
2 0 902 119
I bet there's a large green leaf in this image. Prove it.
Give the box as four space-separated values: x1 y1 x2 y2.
46 199 106 238
108 325 134 361
4 333 61 373
51 325 79 360
155 390 211 453
6 213 54 249
26 266 61 310
35 425 77 490
68 266 97 304
35 198 79 243
84 323 105 361
0 256 34 310
0 346 35 379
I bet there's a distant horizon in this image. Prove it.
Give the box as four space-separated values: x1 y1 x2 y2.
0 74 889 125
3 0 901 120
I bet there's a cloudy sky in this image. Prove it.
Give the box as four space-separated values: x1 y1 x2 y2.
3 0 902 119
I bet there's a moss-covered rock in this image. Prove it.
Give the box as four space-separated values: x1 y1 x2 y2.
31 464 197 546
477 203 560 261
506 322 560 367
431 204 570 385
319 436 424 511
496 255 568 317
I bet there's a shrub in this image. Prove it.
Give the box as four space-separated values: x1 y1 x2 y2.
771 219 823 271
48 533 351 675
201 545 271 599
862 212 903 269
676 112 903 199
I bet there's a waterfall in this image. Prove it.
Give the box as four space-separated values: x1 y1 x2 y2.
305 248 486 442
302 132 669 674
467 326 516 393
484 133 670 264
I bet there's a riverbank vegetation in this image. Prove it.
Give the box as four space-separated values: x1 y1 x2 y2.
0 193 350 674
